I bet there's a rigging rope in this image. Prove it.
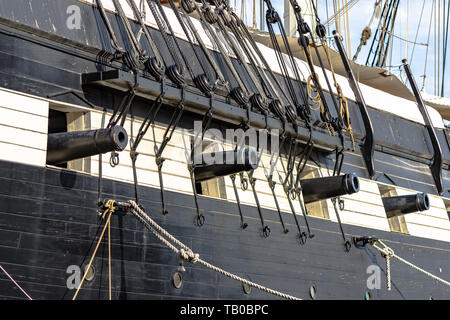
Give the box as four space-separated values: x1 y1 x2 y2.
0 265 33 300
408 0 426 68
125 200 301 300
370 239 450 291
73 200 116 300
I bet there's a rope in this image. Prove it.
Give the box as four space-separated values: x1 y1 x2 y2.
371 239 450 291
125 200 301 300
108 207 112 300
72 200 116 300
0 265 33 300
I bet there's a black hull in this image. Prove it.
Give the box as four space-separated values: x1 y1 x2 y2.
0 160 449 300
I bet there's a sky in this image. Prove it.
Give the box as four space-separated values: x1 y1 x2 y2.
230 0 450 99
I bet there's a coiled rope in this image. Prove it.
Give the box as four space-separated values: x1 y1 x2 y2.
125 200 301 300
371 239 450 291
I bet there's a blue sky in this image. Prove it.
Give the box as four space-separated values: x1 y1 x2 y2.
232 0 449 98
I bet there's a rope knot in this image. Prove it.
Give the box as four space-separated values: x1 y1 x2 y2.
179 248 199 264
102 200 116 220
382 247 395 259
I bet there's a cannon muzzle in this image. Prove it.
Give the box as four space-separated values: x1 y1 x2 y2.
47 126 128 165
194 147 258 182
301 173 360 204
382 193 430 219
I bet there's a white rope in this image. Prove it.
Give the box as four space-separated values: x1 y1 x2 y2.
371 240 450 290
0 265 33 300
126 200 301 300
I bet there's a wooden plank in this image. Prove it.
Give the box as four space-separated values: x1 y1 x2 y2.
337 210 391 231
91 158 193 194
0 141 46 166
0 106 48 134
404 213 450 231
0 125 47 151
0 89 48 117
406 223 450 242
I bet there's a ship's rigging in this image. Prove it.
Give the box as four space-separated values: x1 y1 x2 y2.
0 0 447 301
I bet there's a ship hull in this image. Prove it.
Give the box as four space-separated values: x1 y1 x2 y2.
0 159 449 300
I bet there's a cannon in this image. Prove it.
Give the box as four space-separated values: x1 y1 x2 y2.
300 173 360 204
47 126 128 165
194 147 258 182
382 193 430 219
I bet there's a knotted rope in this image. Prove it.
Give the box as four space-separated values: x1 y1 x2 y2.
125 200 301 300
371 239 450 291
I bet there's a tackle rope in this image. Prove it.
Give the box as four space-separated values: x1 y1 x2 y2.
125 200 301 300
0 265 33 300
72 200 116 300
370 239 450 291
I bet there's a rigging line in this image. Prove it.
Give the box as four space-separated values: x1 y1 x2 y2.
153 0 198 82
408 0 426 68
435 0 438 95
105 74 139 169
240 127 274 237
111 0 148 70
352 0 382 61
125 200 301 299
260 140 289 234
207 3 269 112
237 17 298 108
370 239 450 290
95 0 124 55
365 0 389 66
130 82 166 204
126 0 165 79
290 0 333 127
262 0 312 121
219 1 306 125
307 0 351 140
380 28 430 47
229 127 252 229
168 0 225 94
223 9 274 100
438 0 441 97
441 0 449 97
380 0 400 71
275 137 310 243
145 0 187 84
236 17 287 106
180 0 250 107
152 88 184 216
372 0 392 67
378 0 400 68
188 95 217 227
298 0 346 134
73 200 116 300
220 10 288 103
0 265 33 300
422 0 435 91
112 0 142 54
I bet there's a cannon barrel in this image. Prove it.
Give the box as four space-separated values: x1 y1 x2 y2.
194 147 258 182
382 193 430 219
301 173 360 204
47 126 128 165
